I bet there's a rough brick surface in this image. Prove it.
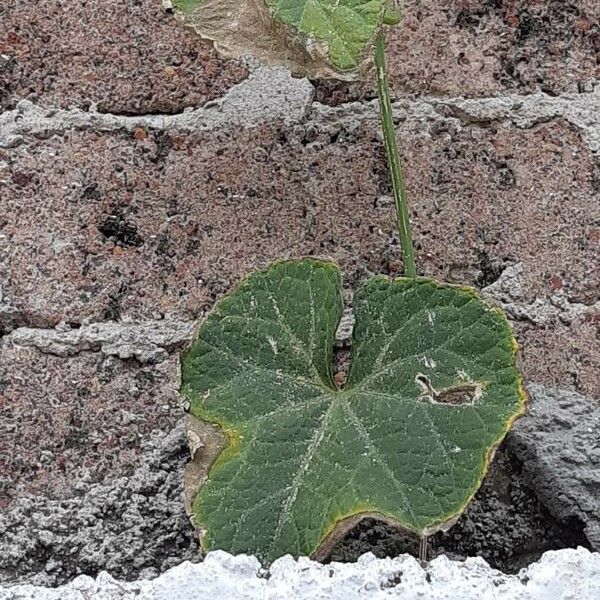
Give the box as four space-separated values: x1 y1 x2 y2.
391 0 600 95
0 120 394 326
0 0 247 113
0 346 181 506
3 113 598 314
516 320 600 395
2 99 598 394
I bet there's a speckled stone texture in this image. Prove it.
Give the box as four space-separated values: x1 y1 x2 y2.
0 346 181 506
390 0 600 95
0 0 247 112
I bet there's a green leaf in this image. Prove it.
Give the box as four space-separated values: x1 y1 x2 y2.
167 0 391 78
181 259 525 563
264 0 388 72
170 0 200 12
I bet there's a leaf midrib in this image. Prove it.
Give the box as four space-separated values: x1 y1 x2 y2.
265 390 421 553
268 396 333 554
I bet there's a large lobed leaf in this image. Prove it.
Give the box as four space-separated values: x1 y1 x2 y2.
181 259 526 563
167 0 391 78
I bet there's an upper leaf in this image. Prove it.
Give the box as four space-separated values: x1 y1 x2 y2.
181 259 526 564
168 0 392 78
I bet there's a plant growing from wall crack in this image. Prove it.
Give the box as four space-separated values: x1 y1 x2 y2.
171 0 526 564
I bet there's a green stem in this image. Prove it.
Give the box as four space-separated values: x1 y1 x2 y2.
375 32 417 278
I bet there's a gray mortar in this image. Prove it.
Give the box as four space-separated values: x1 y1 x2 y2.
433 88 600 155
2 69 600 156
482 263 600 326
0 67 314 149
509 384 600 550
2 320 196 363
0 422 200 587
1 313 355 361
310 85 600 156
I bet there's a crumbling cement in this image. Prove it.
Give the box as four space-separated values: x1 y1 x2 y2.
312 84 600 157
434 89 600 154
0 68 314 150
0 423 200 587
4 72 600 157
2 310 358 362
483 263 600 326
3 320 195 363
510 384 600 550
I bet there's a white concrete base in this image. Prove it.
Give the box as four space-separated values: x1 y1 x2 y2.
2 548 598 599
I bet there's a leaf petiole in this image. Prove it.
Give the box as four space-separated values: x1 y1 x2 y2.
375 31 417 278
